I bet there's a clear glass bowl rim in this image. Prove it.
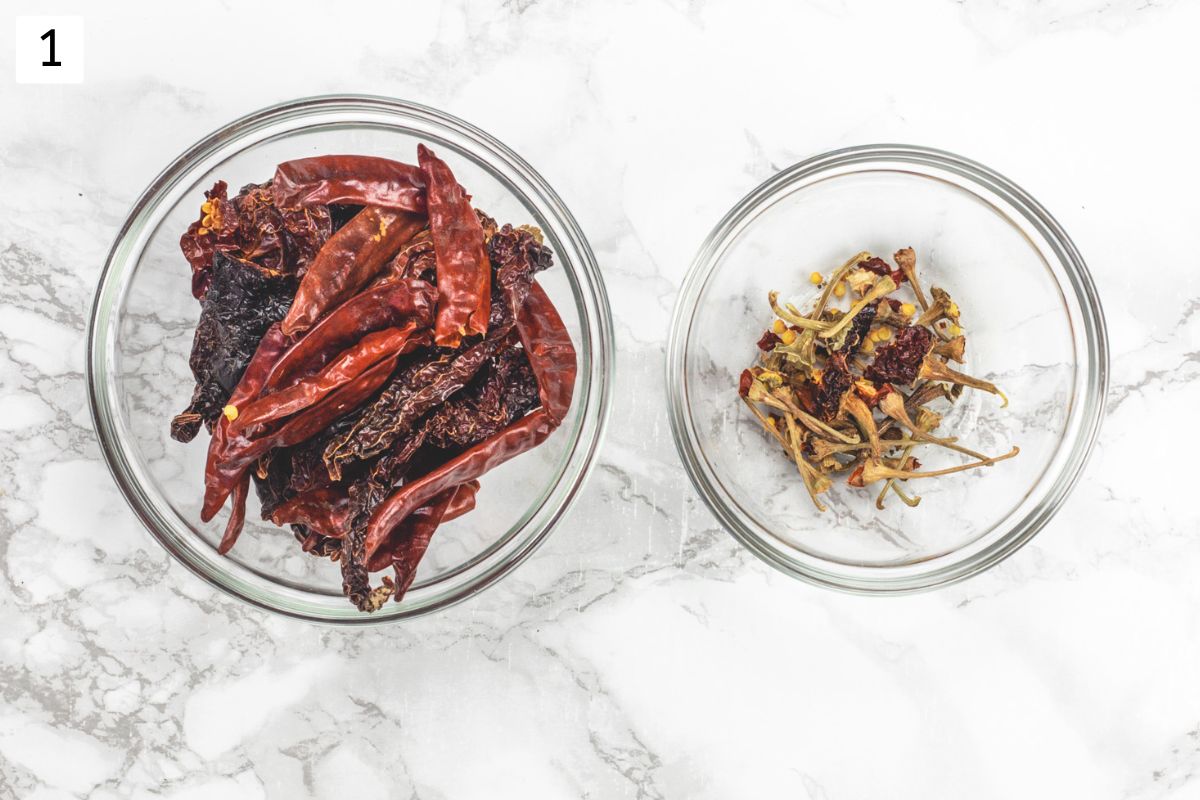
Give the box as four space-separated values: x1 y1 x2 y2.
87 94 614 624
666 143 1109 594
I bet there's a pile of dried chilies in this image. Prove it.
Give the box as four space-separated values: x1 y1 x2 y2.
171 146 576 611
738 248 1018 512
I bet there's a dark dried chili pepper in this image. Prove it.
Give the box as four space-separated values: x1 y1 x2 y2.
364 282 576 566
171 252 296 442
280 206 425 336
264 279 435 393
181 181 331 299
322 331 516 479
198 323 292 520
232 324 425 436
423 346 540 450
272 155 427 211
419 144 491 347
865 325 934 385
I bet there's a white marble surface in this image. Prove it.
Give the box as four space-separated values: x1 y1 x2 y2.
2 1 1198 797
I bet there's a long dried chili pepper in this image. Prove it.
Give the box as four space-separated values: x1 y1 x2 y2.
264 279 435 393
232 324 424 436
418 144 491 347
385 483 468 595
280 206 425 336
218 475 251 555
364 282 576 564
202 350 405 521
322 330 517 480
272 155 427 211
441 479 480 524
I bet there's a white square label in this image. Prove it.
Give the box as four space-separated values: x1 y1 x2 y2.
15 16 84 84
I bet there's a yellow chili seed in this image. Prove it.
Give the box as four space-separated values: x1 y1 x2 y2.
809 271 823 285
772 319 786 334
862 339 875 353
779 329 797 345
222 405 239 422
875 326 892 341
200 201 213 214
197 227 209 236
949 323 963 337
900 303 916 317
833 282 846 298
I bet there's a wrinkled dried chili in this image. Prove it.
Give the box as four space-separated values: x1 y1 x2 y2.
264 279 435 393
280 206 426 336
365 282 576 567
419 144 491 347
273 155 427 211
232 324 425 435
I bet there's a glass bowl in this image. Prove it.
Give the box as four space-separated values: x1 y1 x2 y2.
667 144 1107 593
88 95 613 622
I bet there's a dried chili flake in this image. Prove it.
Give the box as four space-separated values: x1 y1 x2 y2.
864 325 933 385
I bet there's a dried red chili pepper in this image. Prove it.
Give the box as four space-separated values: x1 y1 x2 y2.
418 144 491 347
442 479 480 524
197 322 292 535
272 155 427 211
858 256 905 286
757 330 782 351
280 206 425 336
264 279 434 393
202 349 404 521
364 282 576 565
218 474 251 555
270 486 354 540
232 323 425 436
864 325 934 385
387 484 466 597
738 369 754 398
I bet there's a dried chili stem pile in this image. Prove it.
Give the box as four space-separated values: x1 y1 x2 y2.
738 248 1018 512
171 147 576 611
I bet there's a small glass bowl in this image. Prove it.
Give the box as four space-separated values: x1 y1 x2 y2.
667 145 1107 593
88 96 613 622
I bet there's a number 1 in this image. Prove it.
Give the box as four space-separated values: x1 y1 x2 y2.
41 29 62 67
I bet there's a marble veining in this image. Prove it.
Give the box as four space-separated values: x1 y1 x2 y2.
2 0 1199 797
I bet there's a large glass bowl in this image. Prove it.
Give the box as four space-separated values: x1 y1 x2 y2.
88 96 613 622
667 145 1107 593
